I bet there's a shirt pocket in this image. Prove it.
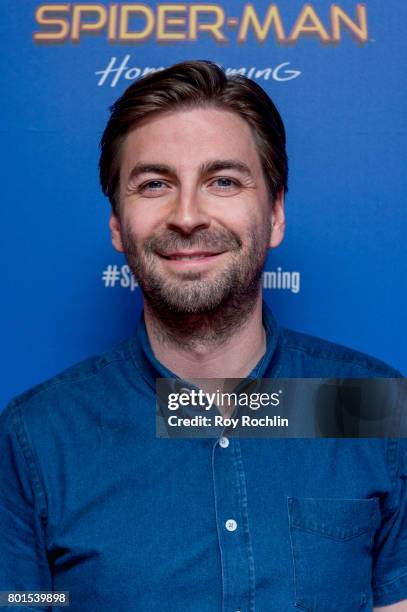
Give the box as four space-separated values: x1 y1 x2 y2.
287 497 381 612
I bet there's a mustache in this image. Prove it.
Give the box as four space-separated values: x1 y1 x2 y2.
142 228 243 254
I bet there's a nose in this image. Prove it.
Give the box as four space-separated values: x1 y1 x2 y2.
166 187 211 235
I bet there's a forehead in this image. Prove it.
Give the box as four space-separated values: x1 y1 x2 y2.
119 107 263 175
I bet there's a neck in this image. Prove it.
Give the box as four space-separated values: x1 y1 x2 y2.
143 288 266 380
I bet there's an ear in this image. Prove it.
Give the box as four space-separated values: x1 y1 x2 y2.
269 189 285 248
109 212 124 253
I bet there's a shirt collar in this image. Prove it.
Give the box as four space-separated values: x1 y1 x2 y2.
129 300 281 392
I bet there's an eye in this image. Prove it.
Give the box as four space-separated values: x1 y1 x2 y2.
213 178 236 188
140 180 166 191
137 179 170 196
209 177 241 193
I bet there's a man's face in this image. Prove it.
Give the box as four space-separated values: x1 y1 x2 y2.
110 107 285 313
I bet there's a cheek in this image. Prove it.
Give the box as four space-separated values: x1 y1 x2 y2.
213 203 266 237
121 204 162 242
209 197 250 224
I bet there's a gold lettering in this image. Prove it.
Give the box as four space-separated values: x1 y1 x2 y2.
33 2 369 46
189 5 227 42
119 4 155 41
331 4 368 43
108 4 118 41
157 4 187 41
238 4 285 43
288 4 330 42
33 4 70 41
71 5 107 42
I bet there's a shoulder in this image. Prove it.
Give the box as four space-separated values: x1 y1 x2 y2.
4 336 137 420
278 327 401 378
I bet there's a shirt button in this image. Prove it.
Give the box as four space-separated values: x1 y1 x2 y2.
219 436 229 448
225 519 237 532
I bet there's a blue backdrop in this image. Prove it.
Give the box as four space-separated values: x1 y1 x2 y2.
2 1 406 408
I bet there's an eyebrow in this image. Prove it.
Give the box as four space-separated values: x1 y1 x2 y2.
200 159 253 178
127 159 253 183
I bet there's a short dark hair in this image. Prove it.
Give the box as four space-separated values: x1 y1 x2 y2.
99 60 288 214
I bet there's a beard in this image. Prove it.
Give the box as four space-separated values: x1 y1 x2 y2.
121 219 271 318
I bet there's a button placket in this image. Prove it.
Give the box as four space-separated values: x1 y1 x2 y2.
212 438 255 611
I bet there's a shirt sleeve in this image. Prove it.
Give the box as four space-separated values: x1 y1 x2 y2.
0 403 52 596
372 438 407 606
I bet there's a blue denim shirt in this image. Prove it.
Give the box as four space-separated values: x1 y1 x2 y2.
1 302 406 611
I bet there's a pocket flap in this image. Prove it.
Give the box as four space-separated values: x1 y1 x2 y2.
288 497 380 540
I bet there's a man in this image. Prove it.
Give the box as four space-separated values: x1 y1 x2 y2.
1 61 406 611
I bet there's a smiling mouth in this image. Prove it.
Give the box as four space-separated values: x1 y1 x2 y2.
159 251 224 261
